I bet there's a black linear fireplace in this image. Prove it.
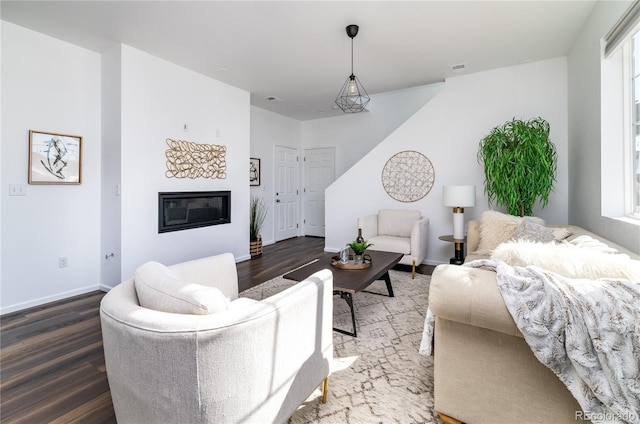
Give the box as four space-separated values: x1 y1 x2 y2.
158 191 231 233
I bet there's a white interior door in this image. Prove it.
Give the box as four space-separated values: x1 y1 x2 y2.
304 147 335 237
274 145 299 241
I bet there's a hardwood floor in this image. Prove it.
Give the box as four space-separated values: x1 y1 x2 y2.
237 236 325 292
1 292 114 424
0 236 432 423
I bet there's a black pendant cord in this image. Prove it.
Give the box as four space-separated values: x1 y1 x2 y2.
351 38 354 77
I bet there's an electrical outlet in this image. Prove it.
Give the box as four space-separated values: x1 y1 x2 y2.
59 257 68 268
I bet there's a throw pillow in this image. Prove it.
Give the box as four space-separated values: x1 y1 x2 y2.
551 226 573 241
512 218 555 243
135 261 229 315
473 211 545 255
491 240 640 282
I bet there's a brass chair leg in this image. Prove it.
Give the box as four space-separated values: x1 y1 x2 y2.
321 377 329 403
438 412 463 424
411 260 416 279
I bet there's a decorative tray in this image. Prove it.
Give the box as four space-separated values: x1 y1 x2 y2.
330 254 372 269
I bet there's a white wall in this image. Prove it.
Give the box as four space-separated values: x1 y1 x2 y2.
0 21 4 293
567 0 640 254
101 45 122 287
326 58 570 264
1 25 252 312
1 22 102 313
118 45 251 281
249 106 302 245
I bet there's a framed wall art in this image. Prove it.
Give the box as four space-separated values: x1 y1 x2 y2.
29 130 82 184
250 158 261 186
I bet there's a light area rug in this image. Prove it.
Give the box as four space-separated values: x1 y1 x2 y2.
241 269 440 424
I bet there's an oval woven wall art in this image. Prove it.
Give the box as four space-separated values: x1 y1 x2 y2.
381 150 435 202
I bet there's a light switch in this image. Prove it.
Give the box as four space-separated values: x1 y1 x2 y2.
9 184 26 196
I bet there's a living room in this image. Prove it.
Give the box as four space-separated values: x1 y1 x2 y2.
2 1 639 316
2 1 640 423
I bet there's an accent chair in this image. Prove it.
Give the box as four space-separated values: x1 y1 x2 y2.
358 209 429 278
100 253 333 424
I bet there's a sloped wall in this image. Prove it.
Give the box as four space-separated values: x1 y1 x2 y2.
250 83 445 245
302 83 445 177
326 58 569 264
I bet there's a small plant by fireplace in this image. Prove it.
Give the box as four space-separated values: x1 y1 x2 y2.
249 195 268 257
158 191 230 233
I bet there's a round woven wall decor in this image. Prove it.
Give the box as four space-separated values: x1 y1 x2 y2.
381 150 435 202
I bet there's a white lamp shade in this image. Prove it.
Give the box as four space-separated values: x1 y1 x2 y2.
443 185 476 208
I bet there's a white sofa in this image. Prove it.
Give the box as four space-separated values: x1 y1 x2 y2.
358 209 429 278
100 253 334 424
428 213 639 424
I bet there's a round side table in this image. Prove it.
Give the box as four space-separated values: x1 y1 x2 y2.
438 235 466 265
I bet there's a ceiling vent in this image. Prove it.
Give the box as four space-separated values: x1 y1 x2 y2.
450 63 466 72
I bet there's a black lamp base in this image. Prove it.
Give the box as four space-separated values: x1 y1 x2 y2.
450 241 465 265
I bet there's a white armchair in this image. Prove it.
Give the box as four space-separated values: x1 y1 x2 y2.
100 253 333 424
358 209 429 278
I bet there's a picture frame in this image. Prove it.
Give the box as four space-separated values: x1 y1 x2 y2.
29 130 82 184
250 157 261 186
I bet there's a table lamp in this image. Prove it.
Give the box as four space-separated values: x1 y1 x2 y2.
443 185 476 240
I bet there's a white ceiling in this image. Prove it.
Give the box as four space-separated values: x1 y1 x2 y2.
1 1 597 121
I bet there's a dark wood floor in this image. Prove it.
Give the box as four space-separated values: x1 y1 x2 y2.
0 237 432 423
236 236 326 292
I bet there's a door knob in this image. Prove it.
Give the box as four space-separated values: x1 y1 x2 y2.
276 199 281 203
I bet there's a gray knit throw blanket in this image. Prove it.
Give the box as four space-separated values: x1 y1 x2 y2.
467 259 640 424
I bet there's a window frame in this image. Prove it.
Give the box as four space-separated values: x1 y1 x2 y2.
625 28 640 218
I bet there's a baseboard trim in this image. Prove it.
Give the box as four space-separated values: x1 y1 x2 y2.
99 283 115 292
425 259 448 266
0 284 102 315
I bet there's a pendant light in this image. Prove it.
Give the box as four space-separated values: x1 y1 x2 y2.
335 24 370 113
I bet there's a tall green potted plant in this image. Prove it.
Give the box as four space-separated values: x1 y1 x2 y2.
478 117 557 217
249 196 268 257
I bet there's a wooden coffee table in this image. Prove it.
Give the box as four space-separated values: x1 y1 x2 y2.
283 250 404 337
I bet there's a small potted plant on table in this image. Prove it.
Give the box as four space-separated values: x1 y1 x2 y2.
347 239 374 264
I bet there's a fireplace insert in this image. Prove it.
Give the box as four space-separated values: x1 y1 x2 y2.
158 191 230 233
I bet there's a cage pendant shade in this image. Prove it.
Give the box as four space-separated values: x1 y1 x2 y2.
335 74 370 113
335 24 370 113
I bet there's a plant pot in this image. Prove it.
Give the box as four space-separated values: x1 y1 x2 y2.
250 235 263 258
353 254 364 264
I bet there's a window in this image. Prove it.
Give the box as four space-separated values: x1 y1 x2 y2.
604 1 640 219
632 32 640 215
